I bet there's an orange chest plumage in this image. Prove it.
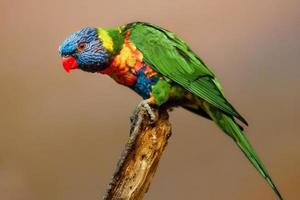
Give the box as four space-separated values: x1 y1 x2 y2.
98 33 156 86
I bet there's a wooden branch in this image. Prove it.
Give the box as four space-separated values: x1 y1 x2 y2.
103 107 172 200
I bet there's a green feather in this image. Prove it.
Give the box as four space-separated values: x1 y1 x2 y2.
152 79 171 106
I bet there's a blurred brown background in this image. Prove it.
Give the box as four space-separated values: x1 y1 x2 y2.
0 0 299 199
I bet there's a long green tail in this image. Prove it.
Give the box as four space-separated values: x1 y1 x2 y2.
202 103 283 200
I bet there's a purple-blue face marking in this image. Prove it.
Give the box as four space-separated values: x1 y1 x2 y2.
59 27 110 73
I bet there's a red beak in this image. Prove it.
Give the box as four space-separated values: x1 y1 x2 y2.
62 56 78 73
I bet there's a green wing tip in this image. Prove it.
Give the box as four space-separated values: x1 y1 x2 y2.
238 115 249 126
232 109 248 126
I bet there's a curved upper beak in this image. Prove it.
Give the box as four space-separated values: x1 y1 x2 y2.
62 56 78 73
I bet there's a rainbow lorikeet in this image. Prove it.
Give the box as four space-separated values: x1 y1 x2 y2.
59 22 283 199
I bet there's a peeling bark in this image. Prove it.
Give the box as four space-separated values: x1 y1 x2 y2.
103 107 172 200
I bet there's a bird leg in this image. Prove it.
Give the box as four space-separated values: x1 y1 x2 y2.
130 97 158 133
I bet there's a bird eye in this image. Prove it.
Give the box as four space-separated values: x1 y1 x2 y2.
77 42 87 51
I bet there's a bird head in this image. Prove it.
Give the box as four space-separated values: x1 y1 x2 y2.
59 27 111 73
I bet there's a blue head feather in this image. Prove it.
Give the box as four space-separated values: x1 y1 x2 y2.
59 27 110 72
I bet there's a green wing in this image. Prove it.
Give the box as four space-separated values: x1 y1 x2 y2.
128 22 247 125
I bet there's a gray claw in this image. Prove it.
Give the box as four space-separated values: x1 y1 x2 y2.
139 100 157 123
130 100 157 133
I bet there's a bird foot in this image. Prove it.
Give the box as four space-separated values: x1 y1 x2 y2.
130 99 158 133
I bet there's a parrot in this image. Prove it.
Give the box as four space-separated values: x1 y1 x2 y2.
59 22 283 199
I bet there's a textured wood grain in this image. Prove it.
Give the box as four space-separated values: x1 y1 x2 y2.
103 107 172 200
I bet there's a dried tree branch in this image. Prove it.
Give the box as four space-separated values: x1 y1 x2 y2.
103 107 172 200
